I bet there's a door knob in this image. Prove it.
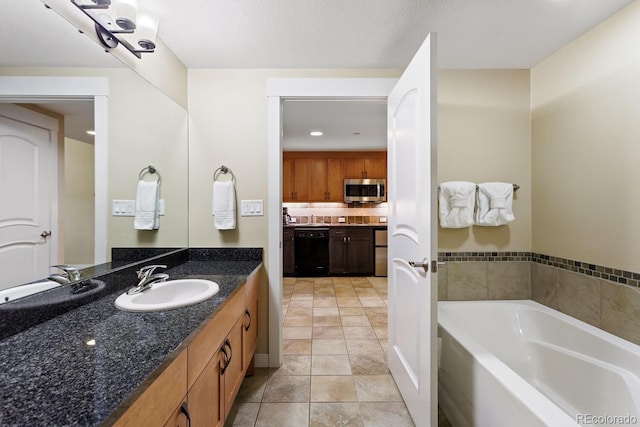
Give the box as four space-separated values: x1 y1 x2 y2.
40 230 52 239
408 258 429 273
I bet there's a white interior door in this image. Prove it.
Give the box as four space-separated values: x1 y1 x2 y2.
0 105 58 290
387 33 438 426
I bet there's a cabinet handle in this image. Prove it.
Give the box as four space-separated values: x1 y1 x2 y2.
180 402 191 427
244 309 252 332
225 338 233 370
343 237 347 245
220 344 229 374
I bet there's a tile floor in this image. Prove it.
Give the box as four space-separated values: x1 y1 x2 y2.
225 276 416 427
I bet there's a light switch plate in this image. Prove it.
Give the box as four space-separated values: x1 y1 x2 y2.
240 199 264 216
112 199 165 216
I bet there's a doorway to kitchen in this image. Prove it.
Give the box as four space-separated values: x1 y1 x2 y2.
267 78 397 369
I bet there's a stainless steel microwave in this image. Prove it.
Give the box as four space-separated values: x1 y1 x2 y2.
344 179 386 203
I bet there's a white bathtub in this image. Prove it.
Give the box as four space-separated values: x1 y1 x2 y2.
438 300 640 427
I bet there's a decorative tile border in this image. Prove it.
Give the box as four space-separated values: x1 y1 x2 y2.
437 251 640 288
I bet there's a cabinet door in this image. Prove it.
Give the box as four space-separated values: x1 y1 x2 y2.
308 159 328 201
243 296 259 370
223 317 245 421
343 158 365 179
188 351 224 427
326 159 343 202
283 228 295 275
346 229 374 275
293 159 310 201
364 157 386 179
283 158 294 202
329 229 347 274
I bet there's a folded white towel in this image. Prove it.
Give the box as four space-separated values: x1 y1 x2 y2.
438 181 476 228
212 180 236 230
134 180 160 230
475 182 515 226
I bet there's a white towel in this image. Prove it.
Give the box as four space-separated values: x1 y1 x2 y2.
212 180 236 230
438 181 476 228
134 180 160 230
475 182 515 226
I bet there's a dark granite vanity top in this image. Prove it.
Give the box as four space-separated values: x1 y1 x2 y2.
0 250 262 426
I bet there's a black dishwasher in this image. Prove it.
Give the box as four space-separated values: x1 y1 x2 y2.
294 228 329 276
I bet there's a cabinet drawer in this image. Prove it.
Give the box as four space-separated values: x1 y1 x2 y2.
115 351 187 427
187 288 245 388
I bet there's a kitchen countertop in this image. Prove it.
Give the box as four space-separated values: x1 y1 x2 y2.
0 259 261 426
284 223 387 228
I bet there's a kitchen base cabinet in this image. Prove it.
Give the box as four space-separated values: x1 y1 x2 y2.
115 269 261 427
283 228 295 276
329 228 374 275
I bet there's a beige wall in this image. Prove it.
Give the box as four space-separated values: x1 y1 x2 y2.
0 67 190 258
438 69 532 252
64 137 95 265
531 1 640 272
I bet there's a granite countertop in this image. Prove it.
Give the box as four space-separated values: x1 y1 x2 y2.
0 259 261 426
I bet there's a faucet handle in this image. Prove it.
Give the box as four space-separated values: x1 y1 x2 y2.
51 264 81 281
137 264 167 279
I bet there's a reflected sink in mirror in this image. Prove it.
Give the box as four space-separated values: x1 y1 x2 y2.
0 281 61 305
114 279 220 312
0 279 107 311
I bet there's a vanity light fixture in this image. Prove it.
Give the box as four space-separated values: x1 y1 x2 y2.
310 131 323 136
70 0 159 59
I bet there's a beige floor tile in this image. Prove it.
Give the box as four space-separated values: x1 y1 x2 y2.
273 355 312 376
346 339 383 355
339 306 366 316
310 403 364 427
312 338 348 355
337 298 363 307
283 339 312 355
343 327 377 339
354 375 402 401
373 326 388 339
341 316 372 327
349 354 389 375
313 307 340 317
359 298 386 308
263 375 311 402
283 326 313 339
314 289 336 298
359 402 414 427
313 326 345 339
366 314 388 328
284 316 313 327
312 354 352 375
255 403 309 427
356 289 380 298
314 297 338 308
313 315 342 326
289 299 314 308
287 307 314 317
235 372 269 402
225 402 260 427
311 376 358 402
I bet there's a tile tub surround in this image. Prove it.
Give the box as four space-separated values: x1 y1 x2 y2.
438 251 640 346
0 249 262 426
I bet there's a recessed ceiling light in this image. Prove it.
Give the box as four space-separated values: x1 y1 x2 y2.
310 131 323 136
86 130 96 135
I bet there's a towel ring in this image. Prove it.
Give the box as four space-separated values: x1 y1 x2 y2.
139 165 162 185
214 165 235 183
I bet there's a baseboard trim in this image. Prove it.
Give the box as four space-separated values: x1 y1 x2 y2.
254 353 269 368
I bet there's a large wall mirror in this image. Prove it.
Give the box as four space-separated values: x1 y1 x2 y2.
0 2 188 299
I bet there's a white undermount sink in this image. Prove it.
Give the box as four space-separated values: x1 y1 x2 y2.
114 279 219 312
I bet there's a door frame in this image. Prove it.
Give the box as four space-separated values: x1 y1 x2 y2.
266 78 397 367
0 76 109 264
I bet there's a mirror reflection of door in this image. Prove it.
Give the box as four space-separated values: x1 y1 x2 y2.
0 104 57 289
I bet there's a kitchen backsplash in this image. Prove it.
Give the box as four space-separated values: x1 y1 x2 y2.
283 202 388 225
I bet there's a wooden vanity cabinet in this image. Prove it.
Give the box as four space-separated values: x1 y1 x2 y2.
115 269 261 427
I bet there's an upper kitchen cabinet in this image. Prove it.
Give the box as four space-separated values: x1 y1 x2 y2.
343 155 387 179
283 151 386 203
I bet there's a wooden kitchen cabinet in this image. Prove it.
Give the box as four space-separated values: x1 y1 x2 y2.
343 156 386 179
283 228 295 276
326 158 344 202
329 228 374 275
283 158 295 202
116 269 261 427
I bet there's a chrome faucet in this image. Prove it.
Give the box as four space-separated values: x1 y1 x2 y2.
127 265 169 295
48 265 82 284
